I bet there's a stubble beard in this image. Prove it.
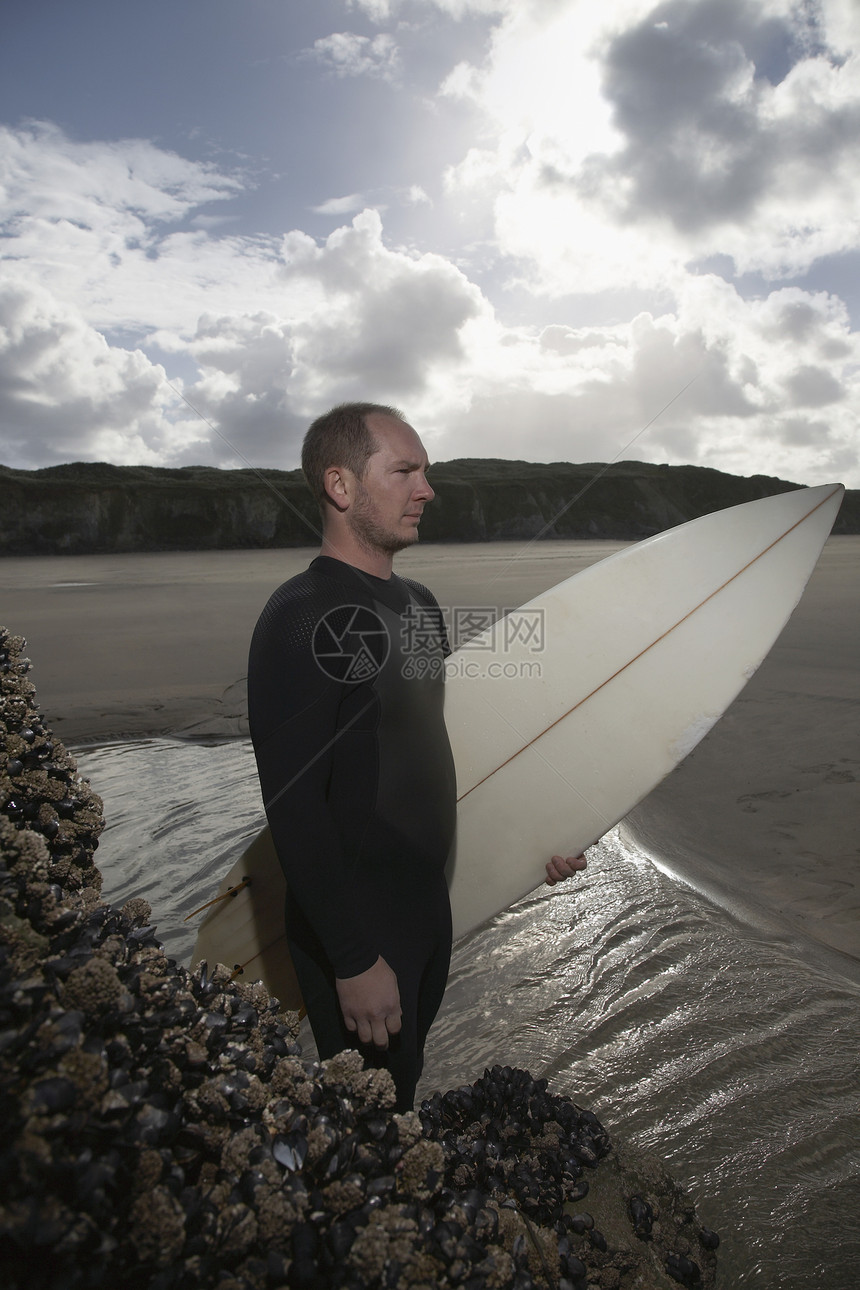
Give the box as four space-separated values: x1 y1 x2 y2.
348 484 419 557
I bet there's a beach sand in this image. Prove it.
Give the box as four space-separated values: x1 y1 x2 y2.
625 535 860 966
2 536 857 963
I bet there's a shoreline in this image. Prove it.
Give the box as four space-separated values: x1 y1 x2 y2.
3 537 857 964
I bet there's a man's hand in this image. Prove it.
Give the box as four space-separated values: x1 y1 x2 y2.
336 955 402 1048
545 853 588 886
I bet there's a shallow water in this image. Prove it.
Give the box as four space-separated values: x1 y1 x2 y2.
79 737 860 1290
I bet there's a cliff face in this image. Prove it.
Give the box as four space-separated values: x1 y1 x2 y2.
1 459 856 555
0 463 319 555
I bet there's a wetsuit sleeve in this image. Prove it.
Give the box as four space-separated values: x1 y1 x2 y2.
247 591 379 980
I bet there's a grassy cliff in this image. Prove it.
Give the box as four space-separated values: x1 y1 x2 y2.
1 458 856 554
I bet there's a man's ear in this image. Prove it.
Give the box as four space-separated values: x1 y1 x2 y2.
322 464 351 512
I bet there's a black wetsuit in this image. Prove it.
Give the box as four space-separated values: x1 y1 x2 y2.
247 556 456 1110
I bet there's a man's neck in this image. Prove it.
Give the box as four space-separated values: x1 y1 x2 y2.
319 534 394 580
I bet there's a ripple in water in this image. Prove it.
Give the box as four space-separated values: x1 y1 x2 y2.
79 738 860 1290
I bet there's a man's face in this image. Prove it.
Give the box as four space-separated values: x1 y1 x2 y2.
347 413 435 556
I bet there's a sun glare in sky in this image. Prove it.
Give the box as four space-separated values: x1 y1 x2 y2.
1 0 858 485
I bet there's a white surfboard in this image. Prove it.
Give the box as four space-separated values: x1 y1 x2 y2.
191 483 843 1001
444 481 842 937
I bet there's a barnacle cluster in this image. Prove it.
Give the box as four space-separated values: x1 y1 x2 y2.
1 626 719 1289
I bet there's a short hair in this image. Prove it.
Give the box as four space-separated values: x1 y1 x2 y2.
301 401 405 509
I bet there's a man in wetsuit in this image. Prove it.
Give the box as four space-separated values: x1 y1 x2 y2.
248 403 585 1110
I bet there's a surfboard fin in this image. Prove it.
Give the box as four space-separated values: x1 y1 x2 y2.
183 875 252 921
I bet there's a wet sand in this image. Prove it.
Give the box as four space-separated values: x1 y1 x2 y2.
625 535 860 965
2 537 857 962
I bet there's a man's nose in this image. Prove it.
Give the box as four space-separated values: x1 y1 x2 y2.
415 473 435 501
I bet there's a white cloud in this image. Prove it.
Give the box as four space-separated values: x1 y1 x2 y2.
347 0 510 18
312 188 426 219
441 0 860 293
0 122 260 335
346 0 394 20
178 209 487 462
822 0 860 55
0 279 206 468
0 111 857 486
311 193 368 216
429 273 859 485
304 32 401 81
0 121 241 230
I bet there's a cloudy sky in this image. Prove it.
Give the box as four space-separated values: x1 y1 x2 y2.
2 0 858 485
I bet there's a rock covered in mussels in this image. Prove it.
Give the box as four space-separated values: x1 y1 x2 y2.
417 1068 718 1289
420 1064 611 1217
1 625 719 1289
0 633 104 895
